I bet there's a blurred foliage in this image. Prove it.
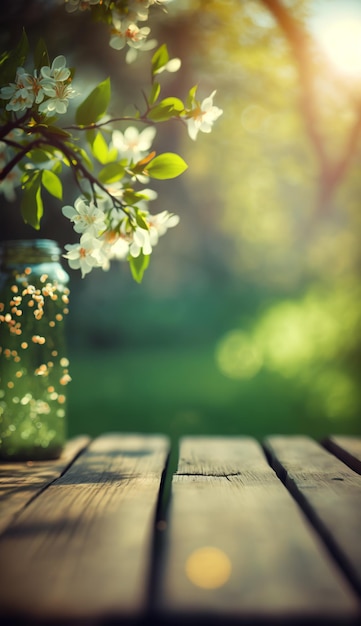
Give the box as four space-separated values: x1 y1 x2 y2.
1 0 361 438
176 0 361 289
216 279 361 421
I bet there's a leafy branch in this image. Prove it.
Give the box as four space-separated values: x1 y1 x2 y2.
0 7 222 283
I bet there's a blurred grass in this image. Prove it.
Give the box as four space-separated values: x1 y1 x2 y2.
67 346 360 443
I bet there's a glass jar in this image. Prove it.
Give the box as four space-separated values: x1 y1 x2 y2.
0 239 70 461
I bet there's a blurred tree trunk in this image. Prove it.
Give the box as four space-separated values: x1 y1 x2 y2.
261 0 361 213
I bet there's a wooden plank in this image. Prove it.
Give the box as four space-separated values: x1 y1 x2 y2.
0 435 90 536
323 436 361 475
0 433 169 623
265 436 361 598
157 436 360 624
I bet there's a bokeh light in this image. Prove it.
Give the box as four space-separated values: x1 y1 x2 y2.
185 547 232 589
216 330 263 380
215 281 361 421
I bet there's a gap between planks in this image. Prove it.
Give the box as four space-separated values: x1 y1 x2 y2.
156 436 360 624
1 433 359 624
264 435 361 600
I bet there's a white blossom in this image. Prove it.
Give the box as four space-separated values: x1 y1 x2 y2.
0 68 35 112
36 56 76 115
101 230 130 264
186 90 223 141
109 18 156 61
112 125 156 162
63 233 107 278
129 226 152 257
154 57 181 74
25 71 46 104
125 41 157 63
148 210 179 245
126 0 151 21
38 81 76 115
40 55 71 83
62 197 108 235
126 0 172 21
136 187 158 212
110 19 150 50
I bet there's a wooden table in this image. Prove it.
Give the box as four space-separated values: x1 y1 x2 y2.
0 434 360 625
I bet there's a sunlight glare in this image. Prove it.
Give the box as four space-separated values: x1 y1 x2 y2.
315 15 361 76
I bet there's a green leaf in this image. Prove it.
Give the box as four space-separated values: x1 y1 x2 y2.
36 143 66 161
122 188 149 206
186 84 198 109
98 162 125 184
134 211 149 230
91 131 117 164
92 131 109 164
75 77 111 126
86 128 97 145
147 105 174 122
162 97 184 111
20 171 43 229
52 160 63 175
151 44 169 75
26 149 53 164
60 154 71 167
34 38 49 72
0 30 29 86
42 170 63 200
147 97 184 122
146 153 188 180
149 81 161 105
108 147 118 161
129 252 150 283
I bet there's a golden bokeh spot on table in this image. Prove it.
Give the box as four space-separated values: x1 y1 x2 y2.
185 546 232 589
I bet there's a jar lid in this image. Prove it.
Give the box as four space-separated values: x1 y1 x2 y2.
0 239 61 264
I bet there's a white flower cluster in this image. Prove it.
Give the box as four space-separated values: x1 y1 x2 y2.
65 0 173 63
0 56 76 115
62 196 179 278
62 124 179 277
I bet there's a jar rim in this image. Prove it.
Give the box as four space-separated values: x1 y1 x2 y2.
0 239 60 252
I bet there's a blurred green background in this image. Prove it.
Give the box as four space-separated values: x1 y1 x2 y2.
1 0 361 442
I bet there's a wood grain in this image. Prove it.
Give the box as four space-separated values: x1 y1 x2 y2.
265 435 361 597
0 433 169 623
0 435 90 536
323 436 361 474
158 436 359 624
